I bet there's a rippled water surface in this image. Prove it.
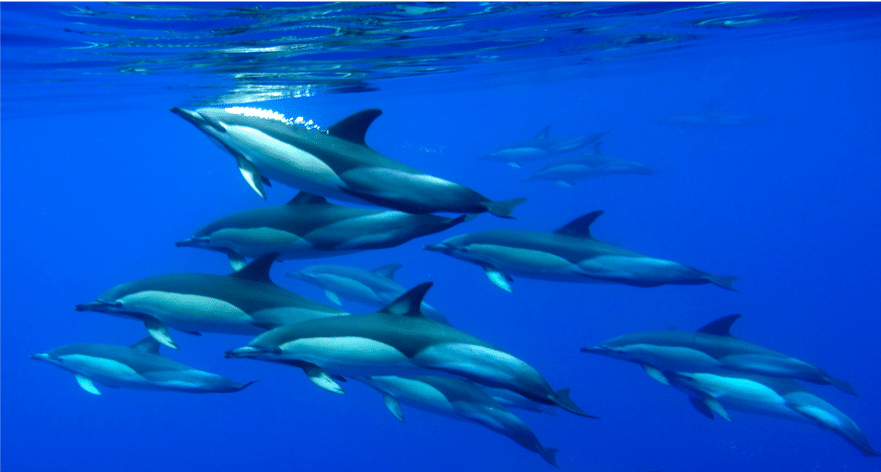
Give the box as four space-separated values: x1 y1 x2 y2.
3 3 881 472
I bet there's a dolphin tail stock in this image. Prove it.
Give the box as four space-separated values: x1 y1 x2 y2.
538 446 559 467
551 388 599 419
483 197 528 219
704 274 740 291
828 377 859 396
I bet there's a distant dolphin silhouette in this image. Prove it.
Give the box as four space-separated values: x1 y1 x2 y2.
656 103 762 128
479 125 611 168
524 142 660 187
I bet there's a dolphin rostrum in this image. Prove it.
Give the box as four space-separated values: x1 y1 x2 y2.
581 314 857 395
286 263 450 324
170 106 526 218
356 375 559 466
31 337 257 395
425 210 738 292
74 253 347 349
524 141 661 187
225 282 595 418
177 191 473 271
648 369 879 457
479 125 611 168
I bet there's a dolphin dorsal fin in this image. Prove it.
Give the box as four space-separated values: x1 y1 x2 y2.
230 252 279 284
287 191 329 206
326 109 382 146
534 125 553 140
553 211 604 238
130 337 162 355
379 282 432 318
373 264 403 280
696 314 742 336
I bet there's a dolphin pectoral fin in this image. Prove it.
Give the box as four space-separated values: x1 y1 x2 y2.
483 197 527 219
538 447 559 468
180 330 202 336
260 175 272 187
143 318 179 350
704 274 740 291
75 374 102 395
227 252 248 271
688 397 716 420
382 393 406 422
705 397 731 421
641 365 670 386
303 365 346 395
507 161 521 169
236 156 267 199
829 377 859 396
556 180 574 188
483 266 514 292
324 289 343 306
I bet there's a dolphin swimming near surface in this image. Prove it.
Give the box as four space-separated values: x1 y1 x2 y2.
286 263 450 324
356 375 560 466
74 253 347 349
177 191 474 271
170 106 526 218
425 210 738 292
31 337 257 395
225 282 595 417
646 369 879 457
655 103 762 128
581 314 857 395
524 141 661 187
479 125 612 168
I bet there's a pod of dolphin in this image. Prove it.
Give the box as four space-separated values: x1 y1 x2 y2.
32 106 878 466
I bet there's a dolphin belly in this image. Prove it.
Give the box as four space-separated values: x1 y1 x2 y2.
463 244 585 281
621 344 721 371
205 227 317 258
116 291 255 334
577 255 699 286
55 354 147 388
277 336 418 376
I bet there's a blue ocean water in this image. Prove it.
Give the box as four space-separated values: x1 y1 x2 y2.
2 2 881 471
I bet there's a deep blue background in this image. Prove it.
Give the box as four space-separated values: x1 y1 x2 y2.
3 4 881 472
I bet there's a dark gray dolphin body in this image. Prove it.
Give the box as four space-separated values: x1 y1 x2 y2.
74 253 347 349
170 106 526 218
479 125 611 168
225 282 594 417
425 211 738 292
582 314 856 395
286 263 450 324
177 192 472 271
356 375 559 466
647 369 879 457
31 337 256 395
524 142 660 187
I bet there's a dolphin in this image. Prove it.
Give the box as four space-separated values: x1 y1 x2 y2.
177 191 473 271
74 253 347 350
30 337 257 395
356 375 559 466
581 314 857 395
286 263 450 324
479 125 612 168
224 282 595 418
424 210 738 292
645 368 879 457
170 106 526 218
524 142 661 187
655 103 762 128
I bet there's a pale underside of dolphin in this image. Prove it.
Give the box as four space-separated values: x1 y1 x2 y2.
479 125 612 168
355 375 559 466
524 141 661 187
31 337 257 395
644 368 879 457
425 210 739 292
581 314 857 395
74 253 347 349
286 262 450 325
171 106 526 218
177 191 474 271
225 282 595 418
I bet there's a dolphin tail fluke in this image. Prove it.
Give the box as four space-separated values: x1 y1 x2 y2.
552 388 599 419
705 274 740 291
483 197 528 219
538 446 559 467
829 377 859 396
237 377 265 392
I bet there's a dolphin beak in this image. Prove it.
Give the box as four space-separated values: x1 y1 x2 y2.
424 243 451 253
580 346 607 355
30 353 51 361
224 346 274 359
75 299 121 312
175 237 200 248
170 107 226 133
